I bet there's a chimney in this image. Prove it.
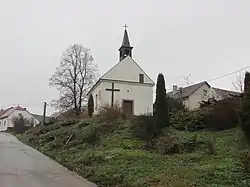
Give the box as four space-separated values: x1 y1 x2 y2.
173 85 178 95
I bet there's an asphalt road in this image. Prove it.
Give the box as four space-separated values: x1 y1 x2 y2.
0 133 97 187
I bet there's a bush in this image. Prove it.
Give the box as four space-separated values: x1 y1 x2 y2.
155 135 181 155
167 96 185 112
182 133 206 153
96 105 126 123
202 97 241 131
95 121 118 135
169 109 204 131
82 125 100 146
153 96 185 114
11 114 32 134
131 114 161 143
239 150 250 173
170 97 241 132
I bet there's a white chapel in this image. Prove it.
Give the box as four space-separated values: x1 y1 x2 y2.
87 27 155 116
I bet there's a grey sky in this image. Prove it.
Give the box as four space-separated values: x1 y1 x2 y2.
0 0 250 115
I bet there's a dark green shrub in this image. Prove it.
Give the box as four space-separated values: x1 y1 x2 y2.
153 96 185 114
167 96 185 112
131 114 161 143
83 125 100 146
154 73 169 128
169 109 204 131
202 97 241 131
199 98 217 108
11 114 32 134
96 105 126 123
155 135 181 155
96 121 118 135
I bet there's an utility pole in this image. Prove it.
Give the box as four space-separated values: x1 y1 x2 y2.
43 102 47 126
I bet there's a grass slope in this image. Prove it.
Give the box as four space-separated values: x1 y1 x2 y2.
17 119 250 187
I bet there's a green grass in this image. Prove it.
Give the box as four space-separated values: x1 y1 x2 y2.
16 120 250 187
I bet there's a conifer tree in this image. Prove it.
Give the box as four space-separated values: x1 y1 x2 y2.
240 71 250 142
154 73 169 128
88 94 94 118
244 72 250 92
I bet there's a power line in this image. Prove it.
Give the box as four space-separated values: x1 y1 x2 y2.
208 66 250 82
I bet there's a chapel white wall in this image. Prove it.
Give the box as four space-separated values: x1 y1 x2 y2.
91 81 154 115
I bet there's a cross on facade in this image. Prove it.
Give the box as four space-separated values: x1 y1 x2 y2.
124 24 128 30
105 82 120 107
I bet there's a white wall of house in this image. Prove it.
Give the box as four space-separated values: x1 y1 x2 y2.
0 110 39 131
186 84 219 110
0 118 10 131
90 80 154 115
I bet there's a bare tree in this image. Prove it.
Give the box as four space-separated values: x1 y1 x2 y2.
232 73 244 93
49 44 98 115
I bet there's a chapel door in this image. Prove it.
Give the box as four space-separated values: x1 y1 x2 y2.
122 100 133 116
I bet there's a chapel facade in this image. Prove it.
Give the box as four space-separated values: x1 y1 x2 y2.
87 27 155 116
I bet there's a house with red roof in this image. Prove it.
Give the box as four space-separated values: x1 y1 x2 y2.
0 106 39 131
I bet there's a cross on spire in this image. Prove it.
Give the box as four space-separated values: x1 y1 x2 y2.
124 24 128 30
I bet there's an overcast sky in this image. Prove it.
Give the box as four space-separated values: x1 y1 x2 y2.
0 0 250 115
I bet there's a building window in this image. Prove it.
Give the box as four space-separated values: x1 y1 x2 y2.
4 121 6 126
139 74 144 83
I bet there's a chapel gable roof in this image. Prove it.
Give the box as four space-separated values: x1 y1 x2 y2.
87 56 154 96
100 56 154 84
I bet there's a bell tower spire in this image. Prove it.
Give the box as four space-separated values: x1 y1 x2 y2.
119 24 133 61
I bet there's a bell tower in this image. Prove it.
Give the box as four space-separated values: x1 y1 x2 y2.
119 24 133 61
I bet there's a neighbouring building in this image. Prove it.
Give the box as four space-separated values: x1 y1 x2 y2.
87 27 155 116
0 106 40 131
167 81 239 110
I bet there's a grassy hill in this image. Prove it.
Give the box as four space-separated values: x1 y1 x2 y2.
17 119 250 187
